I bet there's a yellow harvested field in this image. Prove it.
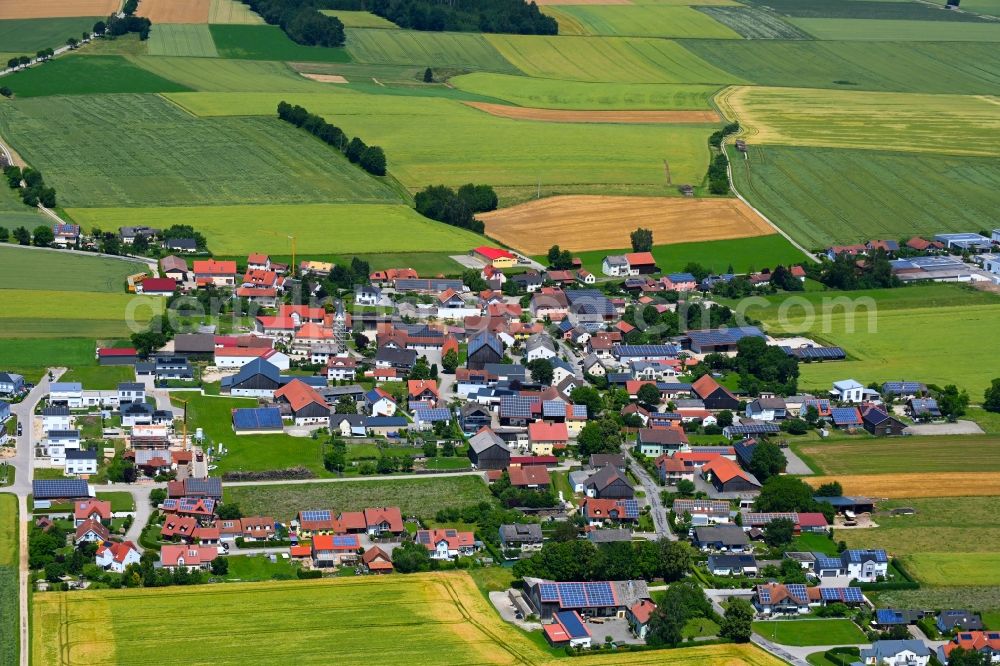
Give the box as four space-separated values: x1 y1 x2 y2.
480 195 776 254
208 0 264 23
138 0 210 23
300 73 348 83
465 101 719 124
32 572 786 666
0 0 120 18
806 473 1000 498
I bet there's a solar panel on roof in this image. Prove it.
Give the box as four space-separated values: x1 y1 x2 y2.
758 588 771 604
621 499 639 519
787 584 808 602
301 510 331 522
820 587 839 601
844 587 863 603
332 536 357 547
543 400 567 417
501 395 536 418
416 532 430 544
539 583 559 602
556 611 589 639
32 479 89 499
793 347 846 360
585 582 615 606
831 407 861 424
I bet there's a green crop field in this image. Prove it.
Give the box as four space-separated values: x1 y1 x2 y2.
0 494 16 666
905 554 1000 586
729 145 1000 248
0 289 162 338
68 203 484 255
752 619 867 646
542 5 741 39
740 0 989 20
147 24 219 58
165 89 715 192
0 55 191 97
563 234 806 276
0 17 101 53
320 10 399 28
345 28 518 72
485 34 742 84
209 24 350 61
224 476 493 521
0 94 403 207
130 55 324 92
791 17 1000 41
451 73 719 110
32 574 786 666
209 0 265 24
694 6 812 39
0 338 96 381
682 40 1000 94
59 364 137 389
0 246 147 293
722 86 1000 157
960 0 1000 16
795 436 1000 475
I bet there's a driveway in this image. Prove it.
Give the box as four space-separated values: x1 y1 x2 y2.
782 446 814 475
620 446 674 540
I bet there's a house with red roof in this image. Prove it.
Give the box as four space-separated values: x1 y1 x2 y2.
941 631 1000 663
624 252 658 275
363 507 404 536
247 253 271 271
508 464 551 490
97 347 139 366
543 611 592 648
274 379 329 426
407 379 439 404
362 546 393 574
326 355 358 381
473 246 517 268
159 544 218 571
369 267 419 286
416 528 477 560
74 519 110 545
691 374 740 411
254 316 297 337
74 499 112 526
528 421 569 455
193 260 237 287
702 457 761 494
581 498 637 526
627 600 657 640
136 277 177 296
311 534 361 566
96 541 141 573
161 514 198 540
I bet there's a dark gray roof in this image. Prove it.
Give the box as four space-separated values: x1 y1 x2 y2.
117 382 145 392
374 347 417 366
469 428 510 455
173 333 215 353
694 525 749 547
585 465 631 492
469 333 503 358
66 449 97 460
33 479 89 499
860 640 932 661
586 528 632 543
185 477 222 497
500 523 543 543
589 454 625 469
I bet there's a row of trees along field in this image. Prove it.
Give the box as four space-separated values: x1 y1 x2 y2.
324 0 557 34
4 165 56 208
414 183 497 233
277 102 386 175
241 0 346 46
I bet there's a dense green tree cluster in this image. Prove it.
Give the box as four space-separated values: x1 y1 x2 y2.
414 184 497 233
278 102 386 175
513 538 692 583
735 336 799 395
324 0 557 34
646 582 716 646
242 0 345 46
819 250 898 290
4 166 56 209
707 152 729 195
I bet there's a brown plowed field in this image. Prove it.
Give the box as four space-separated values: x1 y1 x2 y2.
479 195 775 255
138 0 209 23
0 0 120 18
465 102 719 124
806 473 1000 498
300 73 348 83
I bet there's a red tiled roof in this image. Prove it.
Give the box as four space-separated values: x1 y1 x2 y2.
75 519 109 542
74 499 112 522
691 374 735 401
364 507 404 532
160 544 217 567
193 260 237 275
339 511 367 531
274 379 328 413
528 421 568 442
139 278 177 293
247 253 269 264
944 631 1000 658
474 246 515 261
417 529 474 551
408 379 439 399
702 457 749 483
508 464 551 488
312 534 360 551
290 545 312 558
630 599 656 624
625 252 655 266
98 347 137 357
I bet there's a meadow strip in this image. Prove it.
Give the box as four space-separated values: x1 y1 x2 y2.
464 102 719 123
795 436 1000 475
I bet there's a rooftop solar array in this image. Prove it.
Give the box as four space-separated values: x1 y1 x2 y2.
876 609 905 624
688 326 765 347
820 587 864 603
831 407 862 424
300 509 332 523
883 381 924 394
757 587 772 604
555 611 590 639
742 512 798 526
415 407 451 422
538 581 617 608
789 346 846 360
725 423 780 435
786 584 809 603
543 400 568 417
620 499 639 519
844 549 888 563
415 531 430 545
232 407 283 430
501 395 538 418
612 344 680 357
332 536 358 548
32 479 89 499
814 556 842 571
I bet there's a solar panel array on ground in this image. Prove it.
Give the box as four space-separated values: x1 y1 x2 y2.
232 407 283 430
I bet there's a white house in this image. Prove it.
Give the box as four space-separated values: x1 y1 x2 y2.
117 382 146 405
843 549 889 583
41 407 72 432
326 356 358 381
365 389 397 417
830 379 864 403
745 398 787 422
96 541 141 573
550 359 575 386
354 285 384 306
602 255 630 277
858 640 932 666
978 253 1000 276
49 382 83 409
525 334 557 362
417 529 476 561
65 449 98 476
40 430 81 465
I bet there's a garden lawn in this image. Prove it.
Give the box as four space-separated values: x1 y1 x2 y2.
0 55 191 97
752 619 866 646
0 94 403 207
0 17 101 53
223 475 493 521
682 40 1000 94
729 145 1000 248
344 27 518 72
720 86 1000 157
545 5 741 38
484 34 742 84
209 24 349 61
32 573 787 666
165 90 716 192
451 73 720 110
224 554 299 581
96 491 135 512
147 24 219 57
69 204 483 256
0 246 148 293
794 436 1000 475
59 365 136 390
0 290 161 338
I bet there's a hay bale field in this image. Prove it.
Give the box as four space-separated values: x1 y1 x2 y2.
480 195 775 255
0 0 118 19
32 573 787 666
137 0 210 23
463 101 720 123
805 473 1000 498
719 85 1000 157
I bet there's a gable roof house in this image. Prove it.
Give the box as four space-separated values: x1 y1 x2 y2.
708 553 759 576
691 374 740 411
861 404 907 436
96 540 141 573
692 525 750 552
499 523 544 552
220 358 283 398
753 583 813 615
940 631 1000 664
937 610 985 634
702 457 761 495
416 528 477 560
193 259 237 287
468 427 511 470
274 379 330 426
859 640 933 666
159 544 219 572
467 332 504 370
636 427 688 457
585 465 634 500
745 397 787 422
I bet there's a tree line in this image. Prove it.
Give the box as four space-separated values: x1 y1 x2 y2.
324 0 557 34
277 101 386 176
240 0 346 46
413 183 497 233
4 165 56 208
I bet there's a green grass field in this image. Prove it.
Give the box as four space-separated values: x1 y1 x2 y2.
320 10 399 28
960 0 1000 16
0 246 147 293
752 619 867 646
484 34 742 84
905 553 1000 586
0 494 17 666
723 86 1000 157
345 27 519 72
147 24 219 58
729 145 1000 248
740 0 989 20
682 40 1000 94
694 6 811 39
224 554 299 581
791 17 1000 40
0 17 101 53
209 0 265 24
0 290 161 338
0 338 96 381
224 476 493 521
0 55 191 97
59 365 136 390
0 93 403 207
544 5 741 39
209 24 350 61
561 234 806 276
874 587 1000 619
130 56 324 92
451 73 719 110
165 89 715 191
795 436 1000 475
31 574 785 666
67 204 484 255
